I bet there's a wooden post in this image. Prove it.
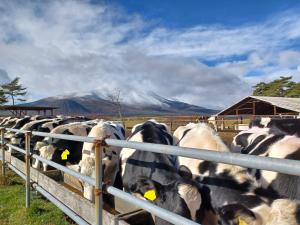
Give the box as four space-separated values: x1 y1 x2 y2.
273 106 277 115
252 101 256 115
25 131 31 208
221 117 225 130
1 128 5 176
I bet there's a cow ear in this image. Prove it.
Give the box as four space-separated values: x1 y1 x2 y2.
218 204 256 225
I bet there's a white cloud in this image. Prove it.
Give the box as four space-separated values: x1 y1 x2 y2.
0 0 299 108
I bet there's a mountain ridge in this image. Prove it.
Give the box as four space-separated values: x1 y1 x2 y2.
21 92 218 116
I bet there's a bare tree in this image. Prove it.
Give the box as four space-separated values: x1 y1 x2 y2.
107 89 123 120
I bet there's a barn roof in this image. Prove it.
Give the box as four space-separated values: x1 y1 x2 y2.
217 96 300 116
250 96 300 113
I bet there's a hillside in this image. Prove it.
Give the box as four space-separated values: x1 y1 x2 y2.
21 92 217 116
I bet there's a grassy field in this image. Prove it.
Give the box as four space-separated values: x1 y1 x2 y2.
0 162 72 225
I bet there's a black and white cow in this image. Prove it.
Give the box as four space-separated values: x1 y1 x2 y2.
0 117 12 126
33 123 91 171
232 120 300 200
172 123 296 223
79 120 125 201
120 120 177 192
2 117 18 128
218 198 300 225
249 117 300 136
118 120 213 224
11 116 32 129
131 176 218 225
10 118 55 149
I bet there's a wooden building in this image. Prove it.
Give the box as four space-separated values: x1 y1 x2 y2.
217 96 300 117
0 105 57 117
211 96 300 131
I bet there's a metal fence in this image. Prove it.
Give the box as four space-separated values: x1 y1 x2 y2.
1 126 300 225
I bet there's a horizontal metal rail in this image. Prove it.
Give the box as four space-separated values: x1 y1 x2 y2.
5 128 97 143
6 163 89 225
32 131 96 143
7 163 26 180
31 154 96 186
106 139 300 176
34 185 90 225
7 144 26 154
6 143 95 186
6 128 28 134
5 127 300 177
107 186 199 225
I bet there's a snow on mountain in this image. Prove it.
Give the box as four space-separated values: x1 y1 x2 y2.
21 91 217 116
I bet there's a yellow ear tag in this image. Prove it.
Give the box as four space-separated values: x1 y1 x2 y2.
61 149 70 160
238 217 248 225
144 190 157 201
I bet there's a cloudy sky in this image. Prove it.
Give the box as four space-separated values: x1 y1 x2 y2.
0 0 300 109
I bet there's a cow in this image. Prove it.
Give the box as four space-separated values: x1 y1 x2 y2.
4 116 31 141
245 135 300 200
11 116 32 129
174 123 230 179
33 118 99 153
249 117 300 136
218 199 300 225
33 123 91 171
131 176 218 225
117 120 212 224
232 122 300 200
173 123 283 211
120 120 177 193
231 127 274 154
9 118 55 149
0 116 12 126
79 120 125 201
2 117 18 128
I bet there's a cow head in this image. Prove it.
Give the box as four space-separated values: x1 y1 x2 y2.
218 204 259 225
130 176 204 225
37 144 56 171
80 121 125 201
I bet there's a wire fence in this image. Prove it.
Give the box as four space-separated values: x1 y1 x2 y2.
1 126 300 225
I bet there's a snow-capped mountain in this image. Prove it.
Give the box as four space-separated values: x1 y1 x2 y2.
21 91 217 116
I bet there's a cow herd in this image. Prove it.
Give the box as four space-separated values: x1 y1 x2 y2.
1 115 300 225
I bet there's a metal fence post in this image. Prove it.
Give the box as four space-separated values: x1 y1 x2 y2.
95 140 103 225
1 128 5 176
25 131 32 208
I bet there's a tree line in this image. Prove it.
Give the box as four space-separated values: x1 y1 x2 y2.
0 77 27 105
252 76 300 97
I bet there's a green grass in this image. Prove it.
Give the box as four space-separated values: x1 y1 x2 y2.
0 162 72 225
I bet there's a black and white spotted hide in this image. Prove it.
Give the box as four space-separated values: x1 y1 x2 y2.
34 124 91 171
120 120 178 195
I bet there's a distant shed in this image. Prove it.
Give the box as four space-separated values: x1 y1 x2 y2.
217 96 300 117
0 105 58 117
210 96 300 131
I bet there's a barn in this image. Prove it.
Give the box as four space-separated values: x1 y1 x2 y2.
211 96 300 131
218 96 300 117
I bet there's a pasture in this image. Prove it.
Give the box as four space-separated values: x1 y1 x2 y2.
0 161 72 225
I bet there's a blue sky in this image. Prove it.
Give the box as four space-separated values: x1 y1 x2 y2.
0 0 299 108
111 0 300 28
